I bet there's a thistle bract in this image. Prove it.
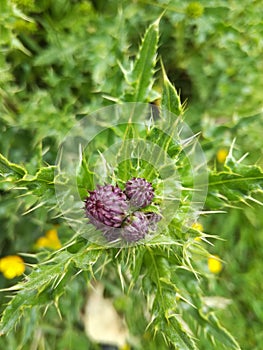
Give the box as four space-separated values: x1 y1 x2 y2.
145 212 162 230
125 177 154 208
122 211 149 242
84 185 128 229
102 227 121 242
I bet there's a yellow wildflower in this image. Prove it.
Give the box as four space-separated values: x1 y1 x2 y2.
35 228 62 250
192 222 203 231
192 222 203 241
208 255 223 274
216 148 228 164
0 255 25 279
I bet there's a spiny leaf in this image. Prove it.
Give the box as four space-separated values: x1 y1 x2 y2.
0 246 102 335
18 166 56 185
143 65 185 178
0 290 37 336
0 152 27 180
77 156 95 199
0 153 56 198
161 60 184 117
122 18 160 102
206 160 263 208
116 122 138 181
143 249 197 349
165 317 198 350
203 313 241 349
182 288 241 350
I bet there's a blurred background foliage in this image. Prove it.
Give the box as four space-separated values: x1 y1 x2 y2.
0 0 263 349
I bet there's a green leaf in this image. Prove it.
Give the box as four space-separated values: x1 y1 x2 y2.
0 291 37 336
77 156 95 198
165 317 198 350
17 166 57 210
143 249 197 349
115 122 138 181
206 160 263 208
34 166 55 183
0 153 27 180
122 18 160 102
161 61 183 117
203 313 241 349
0 247 102 335
181 288 241 350
0 153 56 199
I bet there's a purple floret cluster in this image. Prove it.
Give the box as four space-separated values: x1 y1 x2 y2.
84 178 161 243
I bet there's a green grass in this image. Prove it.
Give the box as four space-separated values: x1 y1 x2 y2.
0 1 262 349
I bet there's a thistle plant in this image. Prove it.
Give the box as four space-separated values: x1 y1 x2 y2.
0 13 263 350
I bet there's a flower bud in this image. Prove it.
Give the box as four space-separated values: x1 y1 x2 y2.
122 211 149 242
125 177 154 208
145 212 162 230
84 185 128 229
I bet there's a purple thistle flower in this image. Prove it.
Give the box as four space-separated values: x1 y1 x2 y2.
102 227 121 242
84 184 128 229
121 211 149 242
84 180 161 244
125 177 154 208
145 212 162 230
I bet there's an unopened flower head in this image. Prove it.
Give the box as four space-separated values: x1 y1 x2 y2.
84 184 128 229
102 212 162 243
122 211 150 242
145 212 162 230
84 179 161 244
102 226 121 243
125 177 154 208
